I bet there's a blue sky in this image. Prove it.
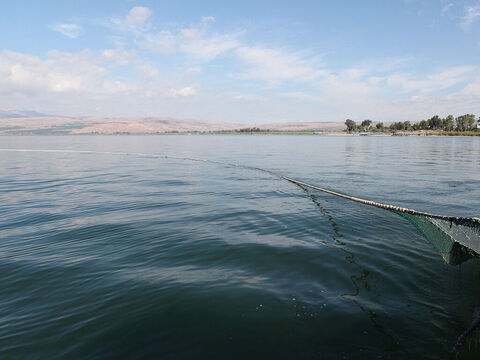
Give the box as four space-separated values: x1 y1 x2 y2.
0 0 479 123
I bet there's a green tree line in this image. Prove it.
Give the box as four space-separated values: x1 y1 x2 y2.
345 114 479 132
236 127 266 132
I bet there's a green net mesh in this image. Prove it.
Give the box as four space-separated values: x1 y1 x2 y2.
283 176 480 266
397 212 480 265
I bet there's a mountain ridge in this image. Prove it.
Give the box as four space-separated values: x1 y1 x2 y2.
0 111 345 134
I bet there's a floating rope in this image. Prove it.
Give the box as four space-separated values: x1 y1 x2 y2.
282 177 480 228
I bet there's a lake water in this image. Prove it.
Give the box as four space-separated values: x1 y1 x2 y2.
1 135 480 359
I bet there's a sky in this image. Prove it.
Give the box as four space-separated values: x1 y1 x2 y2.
0 0 480 123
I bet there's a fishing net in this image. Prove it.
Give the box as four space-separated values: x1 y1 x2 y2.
283 177 480 266
398 213 480 265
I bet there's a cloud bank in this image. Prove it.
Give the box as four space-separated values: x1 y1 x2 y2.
2 5 480 123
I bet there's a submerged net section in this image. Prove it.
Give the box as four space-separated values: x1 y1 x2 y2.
2 148 480 265
397 213 480 265
283 177 480 266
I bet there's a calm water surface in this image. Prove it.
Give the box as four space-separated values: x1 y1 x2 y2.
1 135 480 359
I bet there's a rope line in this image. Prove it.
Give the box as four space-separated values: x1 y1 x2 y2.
281 177 480 228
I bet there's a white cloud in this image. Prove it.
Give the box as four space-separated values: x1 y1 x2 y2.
321 74 378 103
0 48 193 100
125 6 152 27
141 20 324 83
111 6 152 32
268 62 480 122
168 86 196 97
101 48 137 65
142 31 177 54
201 16 215 23
461 5 480 30
441 2 454 16
140 18 239 61
138 63 159 79
386 66 478 94
233 94 263 101
235 46 326 84
0 49 204 117
181 32 238 61
280 92 317 101
50 23 83 38
0 49 166 102
1 48 479 122
0 50 107 94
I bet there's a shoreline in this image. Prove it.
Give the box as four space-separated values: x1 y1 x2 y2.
0 130 479 136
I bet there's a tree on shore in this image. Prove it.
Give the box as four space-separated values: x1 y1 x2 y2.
455 114 475 131
346 114 478 133
345 119 357 131
428 115 442 130
361 119 372 131
237 127 264 132
408 114 476 132
444 115 454 131
390 121 408 131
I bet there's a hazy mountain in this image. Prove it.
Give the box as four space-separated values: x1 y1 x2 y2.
0 113 345 134
0 109 53 118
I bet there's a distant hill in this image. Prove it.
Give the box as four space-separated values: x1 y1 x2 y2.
0 113 345 135
0 109 53 118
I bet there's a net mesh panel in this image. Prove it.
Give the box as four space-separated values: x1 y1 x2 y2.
398 212 455 256
282 176 480 266
398 212 480 265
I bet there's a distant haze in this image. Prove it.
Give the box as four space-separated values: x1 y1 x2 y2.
0 110 345 135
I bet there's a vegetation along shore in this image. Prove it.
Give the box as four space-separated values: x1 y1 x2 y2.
345 114 480 136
